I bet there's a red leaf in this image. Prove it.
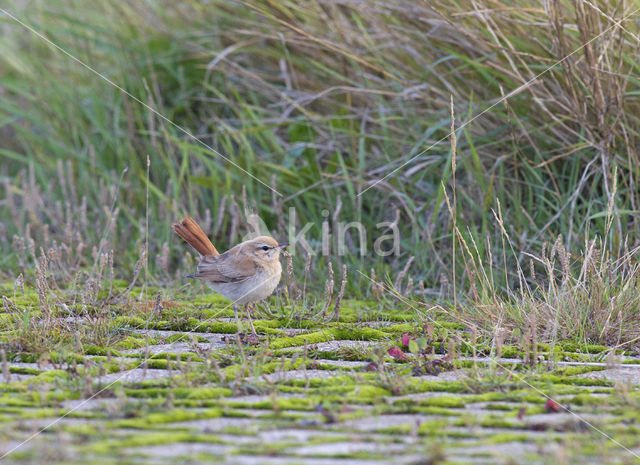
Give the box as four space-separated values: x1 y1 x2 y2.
401 333 411 347
545 399 561 413
388 346 409 361
364 362 379 372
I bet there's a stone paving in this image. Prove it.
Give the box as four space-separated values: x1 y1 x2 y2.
1 299 640 464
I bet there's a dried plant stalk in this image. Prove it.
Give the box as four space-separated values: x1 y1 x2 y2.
331 265 347 322
394 256 414 292
371 268 379 300
302 252 312 301
321 262 334 319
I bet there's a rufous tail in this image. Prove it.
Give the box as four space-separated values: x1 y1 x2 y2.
172 217 219 257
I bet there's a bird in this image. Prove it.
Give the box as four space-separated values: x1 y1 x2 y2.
172 217 288 337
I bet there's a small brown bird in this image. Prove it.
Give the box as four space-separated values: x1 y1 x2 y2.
172 217 288 336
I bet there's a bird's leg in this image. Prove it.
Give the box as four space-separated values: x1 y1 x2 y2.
245 303 257 336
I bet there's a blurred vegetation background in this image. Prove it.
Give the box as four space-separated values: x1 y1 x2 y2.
1 0 639 298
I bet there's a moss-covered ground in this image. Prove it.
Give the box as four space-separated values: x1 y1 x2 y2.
1 284 640 465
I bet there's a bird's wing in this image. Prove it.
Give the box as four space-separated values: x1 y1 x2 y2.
193 248 257 283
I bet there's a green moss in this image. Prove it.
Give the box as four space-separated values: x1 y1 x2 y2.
409 380 466 393
294 348 371 361
269 330 333 349
379 323 415 334
252 320 284 329
256 327 285 336
418 419 451 435
125 386 232 400
484 403 523 411
269 323 394 345
224 396 316 411
222 357 306 381
499 346 522 358
571 394 609 406
146 359 170 369
147 408 221 423
274 318 318 329
552 366 605 376
345 384 390 402
87 431 224 454
180 387 232 399
332 327 388 341
191 295 230 306
286 375 354 390
0 396 36 407
162 333 210 344
201 321 237 333
149 352 204 362
114 335 149 349
9 366 39 375
18 407 59 418
395 395 465 408
372 312 413 322
413 406 464 416
8 353 39 363
537 374 612 387
113 316 147 328
124 387 169 398
483 432 532 444
25 369 68 384
517 392 550 404
458 416 517 429
110 408 222 429
83 345 122 357
559 342 609 354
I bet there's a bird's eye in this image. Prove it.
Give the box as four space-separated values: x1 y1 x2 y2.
261 246 270 251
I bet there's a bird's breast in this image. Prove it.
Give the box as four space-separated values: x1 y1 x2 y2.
206 263 282 305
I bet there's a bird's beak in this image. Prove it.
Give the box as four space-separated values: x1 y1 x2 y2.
278 242 289 248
